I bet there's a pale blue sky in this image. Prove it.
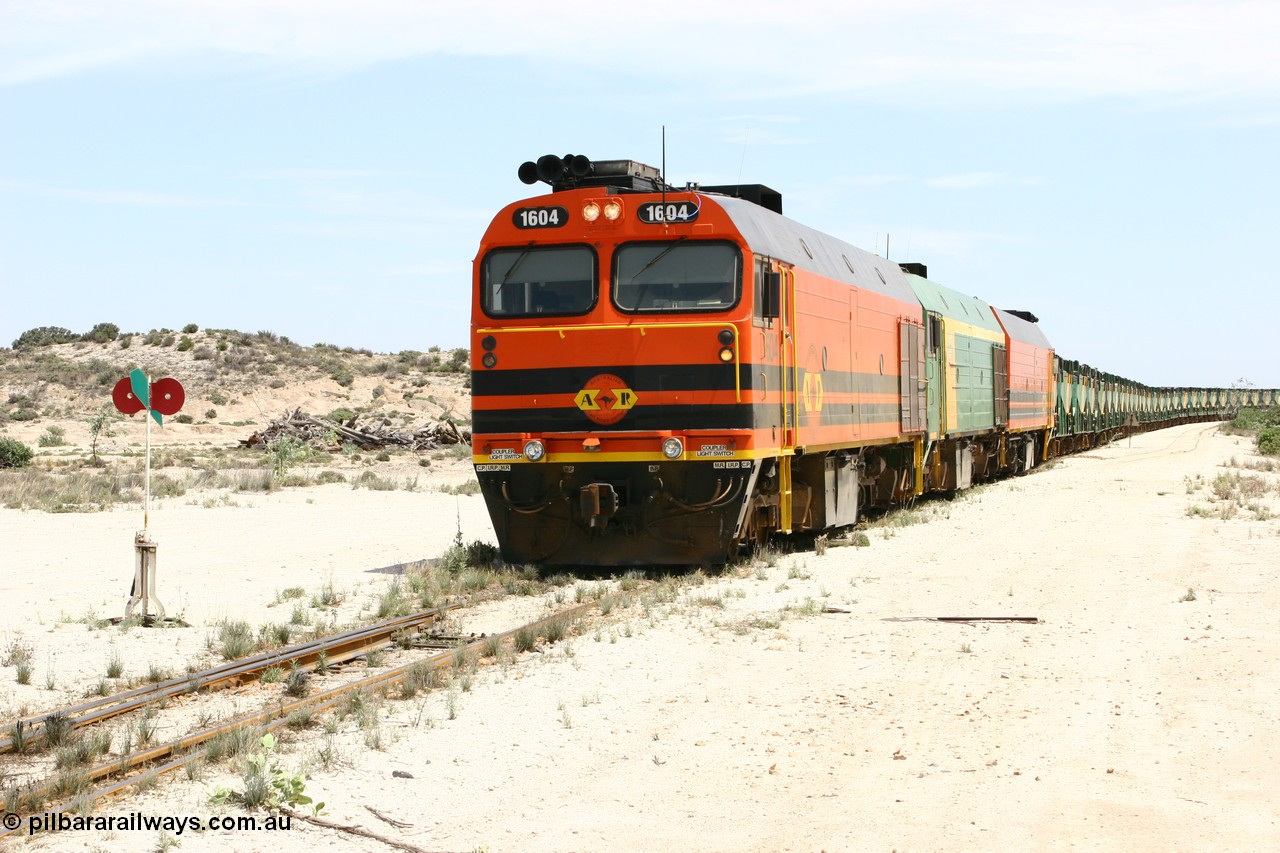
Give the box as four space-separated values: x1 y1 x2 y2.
3 1 1278 386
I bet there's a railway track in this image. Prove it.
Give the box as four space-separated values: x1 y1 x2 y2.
0 601 464 755
1 594 605 837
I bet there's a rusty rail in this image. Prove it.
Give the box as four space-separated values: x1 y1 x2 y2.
1 601 596 837
0 602 463 754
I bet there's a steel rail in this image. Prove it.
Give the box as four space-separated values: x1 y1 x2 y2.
1 601 597 838
0 602 464 754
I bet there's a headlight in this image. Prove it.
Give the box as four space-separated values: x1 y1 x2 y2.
523 440 546 462
582 202 601 222
603 201 622 221
661 437 684 459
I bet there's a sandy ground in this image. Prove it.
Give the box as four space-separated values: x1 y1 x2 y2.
2 421 1279 852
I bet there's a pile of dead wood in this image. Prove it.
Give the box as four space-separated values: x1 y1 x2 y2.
241 408 470 452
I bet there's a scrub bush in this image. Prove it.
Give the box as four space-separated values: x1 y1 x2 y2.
1257 427 1280 457
12 326 76 348
0 438 34 468
82 322 119 344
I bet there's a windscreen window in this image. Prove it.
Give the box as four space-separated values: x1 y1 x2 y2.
481 245 596 317
613 241 741 313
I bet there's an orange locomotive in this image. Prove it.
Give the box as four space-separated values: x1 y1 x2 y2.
471 154 1276 567
471 154 979 567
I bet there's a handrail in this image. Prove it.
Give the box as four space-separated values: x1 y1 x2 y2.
788 267 799 445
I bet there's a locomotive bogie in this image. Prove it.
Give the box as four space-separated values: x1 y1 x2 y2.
476 457 757 567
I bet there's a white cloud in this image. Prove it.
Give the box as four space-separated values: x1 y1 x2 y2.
841 174 910 188
383 260 466 277
927 172 1009 189
1201 111 1280 128
893 226 1022 258
0 45 148 86
3 1 1280 104
242 168 421 181
0 178 241 208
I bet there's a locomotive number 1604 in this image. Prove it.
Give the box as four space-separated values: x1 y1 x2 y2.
512 206 568 229
637 201 699 224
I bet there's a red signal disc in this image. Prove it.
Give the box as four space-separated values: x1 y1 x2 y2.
150 378 186 416
112 377 145 415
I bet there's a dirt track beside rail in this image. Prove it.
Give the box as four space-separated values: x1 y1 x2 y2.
5 421 1279 852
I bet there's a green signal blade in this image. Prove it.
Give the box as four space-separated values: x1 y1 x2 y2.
150 409 163 427
130 368 150 409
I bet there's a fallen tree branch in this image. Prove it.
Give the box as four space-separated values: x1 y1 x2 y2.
282 808 432 853
365 804 413 828
241 408 471 452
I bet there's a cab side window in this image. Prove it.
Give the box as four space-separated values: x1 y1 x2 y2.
753 255 775 328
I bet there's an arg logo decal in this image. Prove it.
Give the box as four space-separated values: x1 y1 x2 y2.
574 373 637 425
801 371 824 414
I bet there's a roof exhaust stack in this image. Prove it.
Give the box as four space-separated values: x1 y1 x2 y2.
699 184 783 215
